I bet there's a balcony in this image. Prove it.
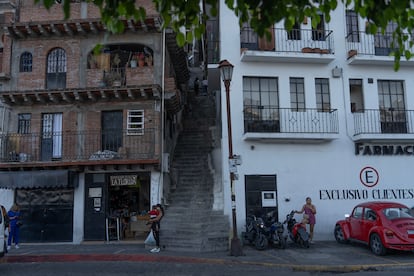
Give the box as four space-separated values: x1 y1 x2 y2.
346 31 414 66
240 28 335 64
243 107 339 142
0 128 160 167
353 109 414 142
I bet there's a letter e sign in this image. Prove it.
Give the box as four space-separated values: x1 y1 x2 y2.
360 166 379 188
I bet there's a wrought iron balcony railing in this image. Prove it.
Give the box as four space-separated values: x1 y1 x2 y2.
240 27 334 54
0 128 159 163
346 31 414 57
353 109 414 135
244 107 338 134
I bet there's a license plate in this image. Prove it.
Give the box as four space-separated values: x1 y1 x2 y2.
407 229 414 235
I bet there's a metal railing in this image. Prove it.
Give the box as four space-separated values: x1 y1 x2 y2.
346 31 414 57
240 28 334 54
0 128 159 163
353 109 414 135
244 107 338 134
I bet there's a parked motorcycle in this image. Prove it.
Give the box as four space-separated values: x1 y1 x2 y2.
242 212 287 250
261 211 287 249
242 214 268 250
284 210 310 248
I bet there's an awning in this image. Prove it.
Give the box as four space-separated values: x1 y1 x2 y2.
0 170 77 189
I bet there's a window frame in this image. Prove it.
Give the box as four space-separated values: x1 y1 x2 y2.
346 10 360 42
20 52 33 72
315 78 331 112
290 77 305 111
18 113 31 134
127 110 144 135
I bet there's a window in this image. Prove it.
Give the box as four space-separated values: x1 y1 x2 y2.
365 208 376 221
312 14 325 41
315 78 331 112
18 113 31 134
346 10 360 42
243 77 279 132
352 207 363 219
46 48 66 89
240 22 258 50
290 77 305 111
378 80 406 133
127 110 144 135
287 22 301 40
374 22 398 56
349 79 364 113
20 52 33 72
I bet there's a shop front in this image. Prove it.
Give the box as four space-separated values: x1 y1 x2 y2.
0 170 77 243
84 172 151 241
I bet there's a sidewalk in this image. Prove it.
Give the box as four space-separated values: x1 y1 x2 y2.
3 240 414 273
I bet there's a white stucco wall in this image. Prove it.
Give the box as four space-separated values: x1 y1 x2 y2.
72 173 85 244
0 188 14 211
219 1 414 241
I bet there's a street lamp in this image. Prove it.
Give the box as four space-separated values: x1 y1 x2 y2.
218 59 244 256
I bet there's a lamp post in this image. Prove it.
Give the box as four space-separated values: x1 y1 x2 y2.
218 59 244 256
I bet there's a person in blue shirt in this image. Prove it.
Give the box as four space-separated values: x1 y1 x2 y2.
7 204 21 250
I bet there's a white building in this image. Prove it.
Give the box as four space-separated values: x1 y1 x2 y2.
216 1 414 240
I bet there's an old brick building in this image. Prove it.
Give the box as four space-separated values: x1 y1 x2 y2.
0 0 188 243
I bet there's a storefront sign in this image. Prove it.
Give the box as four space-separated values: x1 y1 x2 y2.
319 165 414 200
319 188 414 200
110 175 138 186
355 143 414 156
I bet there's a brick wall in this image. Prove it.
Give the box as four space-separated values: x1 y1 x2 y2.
15 39 81 90
18 0 157 22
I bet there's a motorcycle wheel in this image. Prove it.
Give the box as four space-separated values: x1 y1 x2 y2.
301 239 310 248
254 234 268 250
278 236 287 249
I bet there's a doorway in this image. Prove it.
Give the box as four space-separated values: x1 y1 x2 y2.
245 175 278 221
41 113 62 161
101 111 123 152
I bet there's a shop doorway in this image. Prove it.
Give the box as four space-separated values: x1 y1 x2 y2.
107 173 150 240
245 175 278 221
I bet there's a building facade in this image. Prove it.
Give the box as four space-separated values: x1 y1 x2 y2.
0 0 188 243
216 1 414 240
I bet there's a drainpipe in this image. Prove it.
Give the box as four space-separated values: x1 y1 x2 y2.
159 28 166 204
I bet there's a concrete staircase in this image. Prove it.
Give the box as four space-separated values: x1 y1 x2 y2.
161 93 229 252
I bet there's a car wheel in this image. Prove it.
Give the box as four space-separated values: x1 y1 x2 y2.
334 225 348 244
370 233 386 256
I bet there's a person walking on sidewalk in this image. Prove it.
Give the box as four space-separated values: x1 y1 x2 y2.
149 204 164 253
295 197 316 243
7 204 21 250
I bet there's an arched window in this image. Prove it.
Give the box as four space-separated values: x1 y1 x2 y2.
46 48 66 89
20 52 32 72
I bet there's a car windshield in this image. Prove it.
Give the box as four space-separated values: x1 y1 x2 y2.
382 207 414 220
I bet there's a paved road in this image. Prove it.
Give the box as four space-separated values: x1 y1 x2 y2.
1 240 414 275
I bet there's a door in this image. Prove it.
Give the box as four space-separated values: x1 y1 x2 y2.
84 173 107 241
245 175 278 221
349 206 364 241
16 188 74 242
101 111 123 152
46 48 66 89
41 113 62 161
